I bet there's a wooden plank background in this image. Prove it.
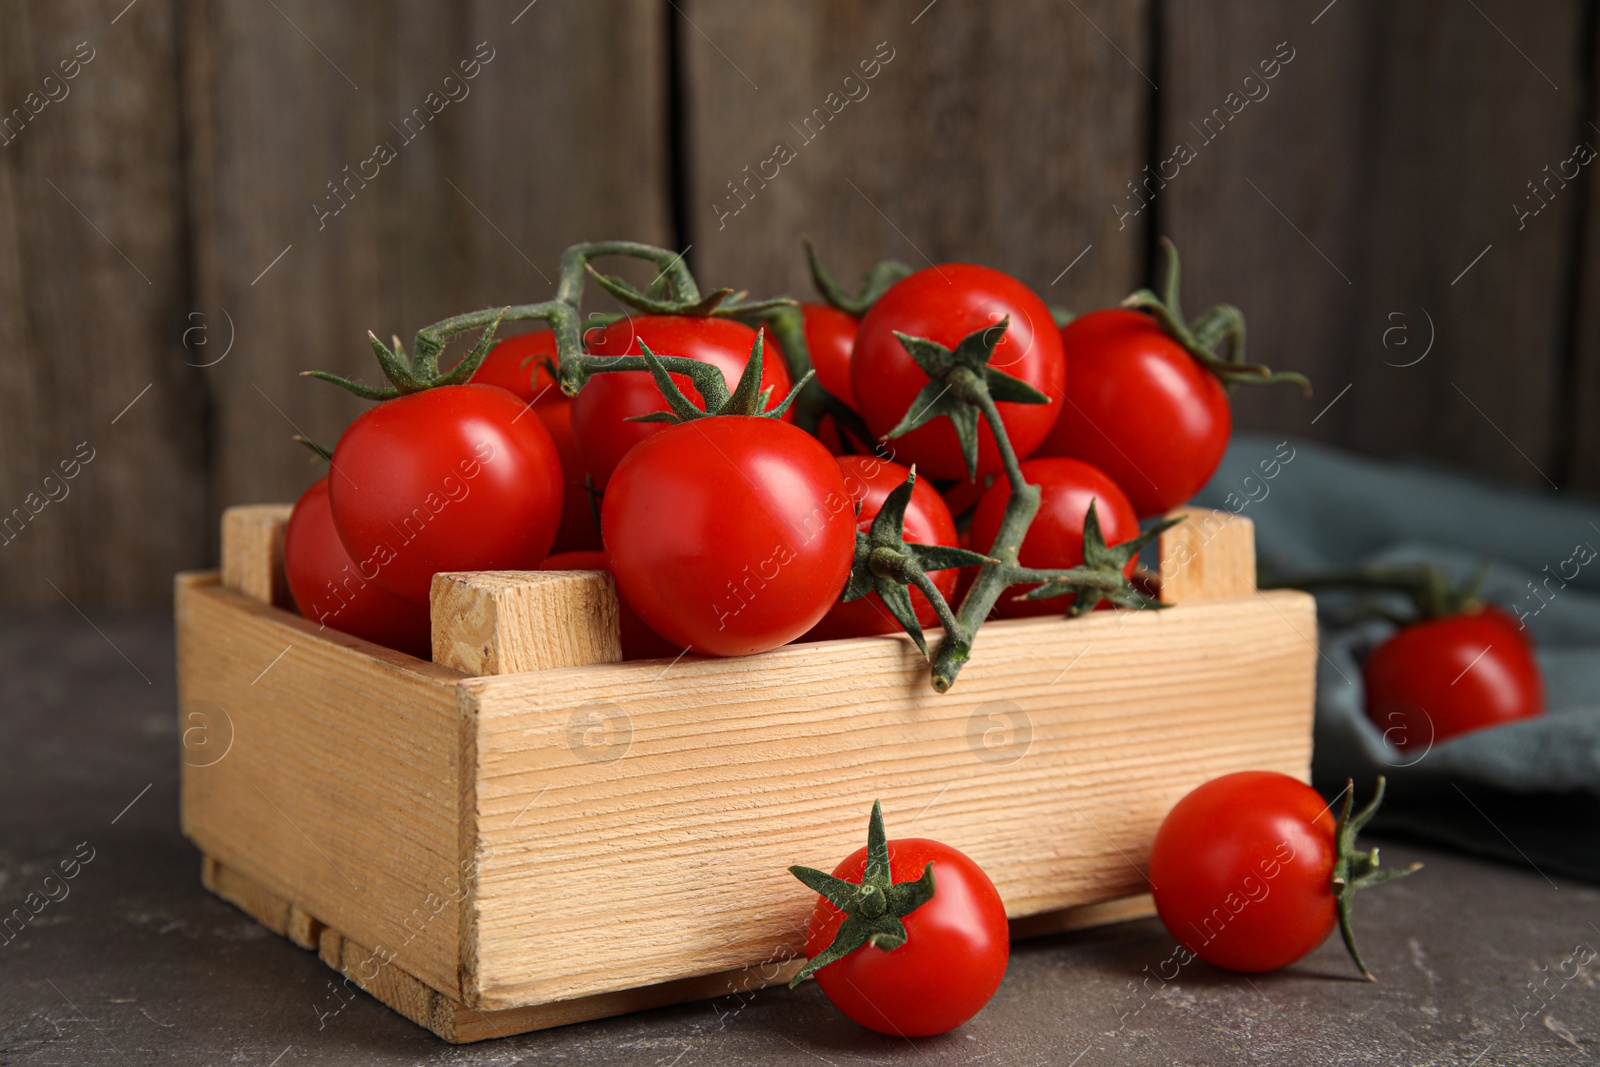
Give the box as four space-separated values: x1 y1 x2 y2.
2 0 1594 608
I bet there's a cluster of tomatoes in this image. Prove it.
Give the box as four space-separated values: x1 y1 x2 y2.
282 238 1280 674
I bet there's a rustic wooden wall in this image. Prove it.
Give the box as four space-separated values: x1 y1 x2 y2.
2 0 1595 607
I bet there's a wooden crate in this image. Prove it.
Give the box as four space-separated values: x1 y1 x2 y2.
176 504 1315 1042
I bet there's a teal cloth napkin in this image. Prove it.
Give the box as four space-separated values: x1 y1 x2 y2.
1190 434 1600 882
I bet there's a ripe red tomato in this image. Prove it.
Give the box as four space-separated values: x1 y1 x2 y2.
802 830 1008 1036
328 385 564 604
283 478 431 658
803 456 960 641
472 329 602 552
802 303 859 408
851 264 1065 480
967 457 1140 617
470 328 559 400
602 417 854 656
1364 606 1544 750
1037 308 1229 518
540 550 681 660
574 316 793 488
1149 771 1339 973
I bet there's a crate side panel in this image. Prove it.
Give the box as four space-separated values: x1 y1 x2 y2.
177 577 467 997
465 592 1317 1008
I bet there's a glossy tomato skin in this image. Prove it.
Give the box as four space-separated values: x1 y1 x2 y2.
852 264 1065 481
967 457 1140 618
574 316 793 488
470 329 560 401
803 456 960 641
539 550 681 660
1038 308 1229 518
803 303 860 409
283 478 432 658
1149 771 1339 973
329 385 563 603
1364 606 1544 751
603 417 854 656
806 837 1008 1036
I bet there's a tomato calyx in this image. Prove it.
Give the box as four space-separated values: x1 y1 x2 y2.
292 434 333 462
803 237 914 317
1015 501 1179 615
1122 237 1310 394
887 320 1052 481
841 469 995 655
787 801 937 985
1330 776 1423 981
1260 562 1490 624
608 330 810 424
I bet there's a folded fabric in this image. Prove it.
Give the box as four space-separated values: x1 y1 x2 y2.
1191 434 1600 883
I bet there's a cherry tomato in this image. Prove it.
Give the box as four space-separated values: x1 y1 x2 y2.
575 316 793 488
283 478 431 658
803 832 1008 1036
472 330 602 552
470 329 560 401
967 457 1140 617
802 303 859 409
852 264 1065 481
1037 308 1229 518
1364 606 1544 751
540 550 681 660
803 456 960 641
328 384 563 603
602 417 854 656
1149 771 1339 973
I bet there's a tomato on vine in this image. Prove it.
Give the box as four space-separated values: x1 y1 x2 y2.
472 328 601 552
575 315 792 488
1037 238 1307 518
307 315 565 604
283 477 431 658
788 801 1009 1036
599 335 853 657
802 303 859 409
851 264 1065 481
804 455 962 641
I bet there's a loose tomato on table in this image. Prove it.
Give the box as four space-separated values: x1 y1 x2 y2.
574 315 793 488
1036 238 1307 518
539 550 681 660
851 264 1065 481
283 477 432 658
803 455 961 641
1365 605 1543 751
600 338 854 657
1149 772 1418 979
471 329 601 552
788 801 1008 1037
967 457 1140 618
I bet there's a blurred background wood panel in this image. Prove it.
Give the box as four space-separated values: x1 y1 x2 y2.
0 0 1595 607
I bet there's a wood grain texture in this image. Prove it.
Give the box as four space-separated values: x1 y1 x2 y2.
679 0 1151 312
219 504 291 606
461 591 1317 1009
1158 507 1256 604
176 571 468 997
0 0 206 607
184 0 671 539
204 850 1147 1042
431 570 622 676
1158 0 1587 489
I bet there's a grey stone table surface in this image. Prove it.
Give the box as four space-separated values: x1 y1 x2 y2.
1 612 1596 1067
